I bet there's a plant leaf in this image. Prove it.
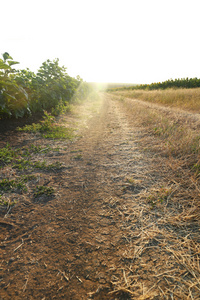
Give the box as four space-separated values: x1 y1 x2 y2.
7 61 19 67
2 52 13 61
0 61 11 70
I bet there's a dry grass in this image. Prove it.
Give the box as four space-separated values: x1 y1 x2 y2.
113 87 200 112
104 193 200 299
109 92 200 160
104 92 200 299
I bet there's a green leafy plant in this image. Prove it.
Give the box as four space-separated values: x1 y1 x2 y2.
20 174 36 182
0 178 27 192
30 144 51 153
18 111 74 140
0 52 30 118
1 53 93 119
51 100 71 116
42 126 74 140
34 185 55 197
13 158 30 170
73 154 83 160
0 144 16 164
46 161 63 170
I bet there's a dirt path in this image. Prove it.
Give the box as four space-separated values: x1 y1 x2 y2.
1 94 200 299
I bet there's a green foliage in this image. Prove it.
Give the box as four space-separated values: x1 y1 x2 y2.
34 185 55 197
0 175 36 199
51 100 71 116
0 144 36 168
18 111 75 140
15 58 91 114
42 126 74 140
0 178 27 192
73 154 83 160
0 140 63 206
142 78 200 90
12 158 30 170
108 78 200 92
0 143 63 172
0 53 30 118
1 53 92 119
12 156 63 171
39 111 56 132
29 59 79 111
17 123 41 133
30 144 51 154
0 144 16 164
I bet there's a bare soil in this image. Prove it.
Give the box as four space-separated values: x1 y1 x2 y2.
0 94 200 299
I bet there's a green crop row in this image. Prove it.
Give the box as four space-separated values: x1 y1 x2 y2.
0 52 92 119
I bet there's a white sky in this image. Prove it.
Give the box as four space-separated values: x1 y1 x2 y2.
1 0 200 84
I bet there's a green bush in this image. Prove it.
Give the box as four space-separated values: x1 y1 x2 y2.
0 53 93 119
0 53 30 118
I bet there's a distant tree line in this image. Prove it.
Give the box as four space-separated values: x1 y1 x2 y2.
0 52 92 119
135 78 200 90
107 77 200 92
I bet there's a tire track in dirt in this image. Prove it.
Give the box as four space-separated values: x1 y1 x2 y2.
51 95 153 299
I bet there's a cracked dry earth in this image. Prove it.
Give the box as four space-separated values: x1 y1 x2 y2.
1 94 199 299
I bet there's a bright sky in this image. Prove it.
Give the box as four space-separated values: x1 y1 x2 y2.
1 0 200 84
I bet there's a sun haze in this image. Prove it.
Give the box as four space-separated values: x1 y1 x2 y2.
1 0 200 84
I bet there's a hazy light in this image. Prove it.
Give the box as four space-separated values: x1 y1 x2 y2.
1 0 200 84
